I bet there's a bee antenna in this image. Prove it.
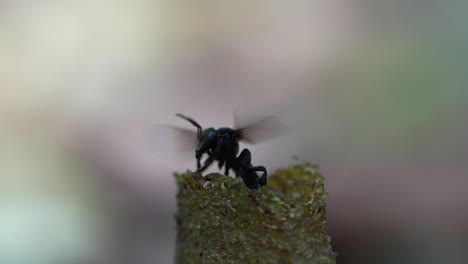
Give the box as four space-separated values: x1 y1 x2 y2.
176 113 203 139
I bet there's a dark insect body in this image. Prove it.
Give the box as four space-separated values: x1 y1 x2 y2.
234 149 267 189
176 113 267 189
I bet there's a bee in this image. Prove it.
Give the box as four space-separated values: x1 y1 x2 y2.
174 112 281 189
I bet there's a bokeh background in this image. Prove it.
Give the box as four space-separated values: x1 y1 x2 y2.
1 0 467 263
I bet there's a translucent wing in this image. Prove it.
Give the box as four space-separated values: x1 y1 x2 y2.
144 124 197 161
234 114 286 144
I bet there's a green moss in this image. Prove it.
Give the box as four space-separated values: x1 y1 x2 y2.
175 160 336 264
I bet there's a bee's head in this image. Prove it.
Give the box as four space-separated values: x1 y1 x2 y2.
176 113 217 158
196 128 217 158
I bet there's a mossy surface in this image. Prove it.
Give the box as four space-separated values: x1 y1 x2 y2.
175 160 336 264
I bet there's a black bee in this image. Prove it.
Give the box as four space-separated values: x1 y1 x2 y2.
175 113 280 189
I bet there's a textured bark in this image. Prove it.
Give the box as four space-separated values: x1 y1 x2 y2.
175 160 336 264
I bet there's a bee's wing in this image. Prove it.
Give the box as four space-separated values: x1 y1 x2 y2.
234 114 286 144
144 124 197 161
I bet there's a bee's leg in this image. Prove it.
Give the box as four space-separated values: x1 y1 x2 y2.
219 158 235 177
192 154 204 180
248 166 267 187
224 158 237 177
217 159 225 170
198 153 214 173
224 163 230 177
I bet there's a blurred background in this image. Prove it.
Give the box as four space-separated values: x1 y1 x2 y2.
1 0 467 263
